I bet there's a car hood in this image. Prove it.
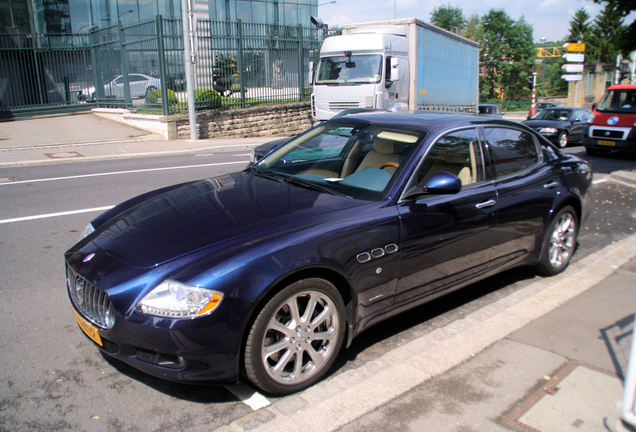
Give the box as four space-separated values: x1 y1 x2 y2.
523 119 570 129
89 171 365 269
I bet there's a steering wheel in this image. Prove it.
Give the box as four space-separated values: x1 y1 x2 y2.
379 162 400 171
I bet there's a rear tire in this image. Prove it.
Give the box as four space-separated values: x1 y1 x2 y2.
537 206 578 276
243 278 345 395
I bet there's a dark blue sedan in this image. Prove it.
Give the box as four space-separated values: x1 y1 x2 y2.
65 112 592 395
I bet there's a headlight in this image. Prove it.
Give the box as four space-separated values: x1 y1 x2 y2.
138 280 223 319
539 127 558 134
81 222 95 239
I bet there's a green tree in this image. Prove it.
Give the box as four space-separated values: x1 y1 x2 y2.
567 8 591 42
592 0 636 51
566 8 599 64
430 4 466 33
590 4 627 63
479 10 535 101
462 14 482 42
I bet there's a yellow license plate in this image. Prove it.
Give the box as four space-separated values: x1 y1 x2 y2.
74 311 103 346
598 140 616 147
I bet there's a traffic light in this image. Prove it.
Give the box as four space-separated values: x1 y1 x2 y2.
527 74 535 90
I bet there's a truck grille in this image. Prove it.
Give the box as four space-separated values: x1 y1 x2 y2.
329 101 360 110
590 127 628 140
66 264 114 329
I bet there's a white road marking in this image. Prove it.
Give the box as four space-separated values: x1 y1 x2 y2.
0 206 115 225
0 161 249 186
225 383 271 411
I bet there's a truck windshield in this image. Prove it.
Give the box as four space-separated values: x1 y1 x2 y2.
597 89 636 114
315 54 382 85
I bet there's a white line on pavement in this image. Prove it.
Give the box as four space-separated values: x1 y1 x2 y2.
0 161 249 186
225 383 271 411
0 206 114 225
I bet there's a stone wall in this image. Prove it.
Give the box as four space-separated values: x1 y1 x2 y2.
176 102 313 139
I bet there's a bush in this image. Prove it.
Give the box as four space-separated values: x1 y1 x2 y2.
195 88 222 109
145 88 178 105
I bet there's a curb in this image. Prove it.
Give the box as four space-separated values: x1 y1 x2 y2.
220 233 636 432
611 170 636 187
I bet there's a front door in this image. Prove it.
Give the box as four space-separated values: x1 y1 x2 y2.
396 128 498 303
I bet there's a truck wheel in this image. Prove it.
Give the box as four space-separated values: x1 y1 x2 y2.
243 278 345 395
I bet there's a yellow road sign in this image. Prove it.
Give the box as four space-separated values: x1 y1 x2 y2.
564 43 585 52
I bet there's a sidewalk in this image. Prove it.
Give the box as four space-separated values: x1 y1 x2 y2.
0 112 283 168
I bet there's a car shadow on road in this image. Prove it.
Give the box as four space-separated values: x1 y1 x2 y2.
99 352 236 403
333 265 539 370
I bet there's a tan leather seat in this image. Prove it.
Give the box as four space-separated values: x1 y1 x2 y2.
354 137 403 174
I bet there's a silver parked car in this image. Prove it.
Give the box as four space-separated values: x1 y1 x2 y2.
78 73 161 101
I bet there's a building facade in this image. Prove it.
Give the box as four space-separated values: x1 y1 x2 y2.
1 0 317 34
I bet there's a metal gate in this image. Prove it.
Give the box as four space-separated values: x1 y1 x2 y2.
0 33 93 117
1 17 323 117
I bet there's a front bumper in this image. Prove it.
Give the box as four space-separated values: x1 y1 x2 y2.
583 127 636 153
65 253 244 385
70 304 241 384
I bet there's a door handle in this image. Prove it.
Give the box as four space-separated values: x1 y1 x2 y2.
476 199 496 209
543 181 559 189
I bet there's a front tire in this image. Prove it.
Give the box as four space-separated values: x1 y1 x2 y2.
244 278 346 395
557 131 568 148
537 206 578 275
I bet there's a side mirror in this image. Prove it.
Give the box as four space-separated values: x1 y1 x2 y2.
390 57 400 82
423 171 462 194
403 171 462 200
592 102 597 111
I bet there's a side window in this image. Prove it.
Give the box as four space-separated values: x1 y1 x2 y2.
483 127 540 178
415 128 484 188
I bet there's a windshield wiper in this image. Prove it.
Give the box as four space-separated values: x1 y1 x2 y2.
281 175 345 196
249 167 345 196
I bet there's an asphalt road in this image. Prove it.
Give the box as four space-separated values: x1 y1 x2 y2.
0 147 634 431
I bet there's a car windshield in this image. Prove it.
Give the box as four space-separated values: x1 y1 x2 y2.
533 109 571 121
252 120 424 201
315 54 383 85
597 89 636 114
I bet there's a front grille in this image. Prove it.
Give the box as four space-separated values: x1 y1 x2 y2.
329 101 359 110
591 129 623 139
66 264 114 329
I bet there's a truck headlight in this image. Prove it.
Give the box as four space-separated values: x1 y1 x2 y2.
138 280 223 319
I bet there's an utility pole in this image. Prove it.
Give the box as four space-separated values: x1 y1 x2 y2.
181 0 198 139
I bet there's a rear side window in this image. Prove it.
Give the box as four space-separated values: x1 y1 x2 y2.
482 127 540 178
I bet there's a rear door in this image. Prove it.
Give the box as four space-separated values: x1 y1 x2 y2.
480 126 558 264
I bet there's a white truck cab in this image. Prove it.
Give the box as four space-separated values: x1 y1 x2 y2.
311 31 410 121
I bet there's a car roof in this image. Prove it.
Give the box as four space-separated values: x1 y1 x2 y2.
332 111 518 133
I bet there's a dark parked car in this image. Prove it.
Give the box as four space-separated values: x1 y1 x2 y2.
527 101 568 119
66 112 592 395
523 108 592 148
478 103 503 117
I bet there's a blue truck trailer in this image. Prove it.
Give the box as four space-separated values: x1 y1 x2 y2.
311 18 480 121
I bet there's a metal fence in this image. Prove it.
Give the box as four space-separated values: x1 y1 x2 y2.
0 33 94 115
0 17 324 116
